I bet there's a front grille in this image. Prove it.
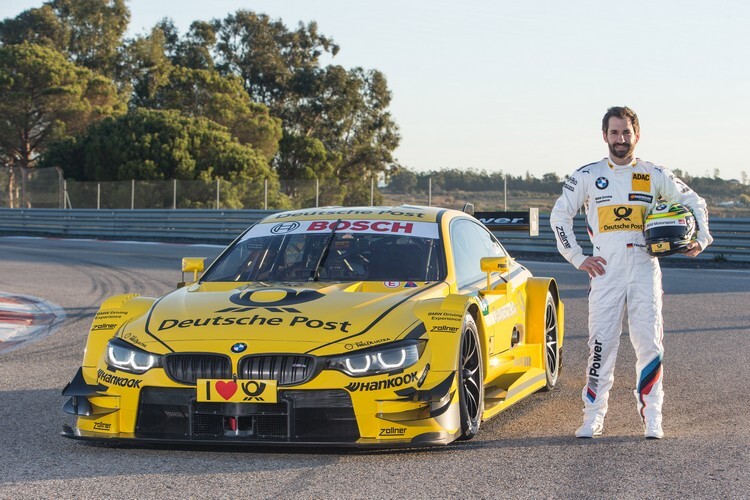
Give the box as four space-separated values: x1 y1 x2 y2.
163 353 232 385
238 355 316 386
135 388 359 442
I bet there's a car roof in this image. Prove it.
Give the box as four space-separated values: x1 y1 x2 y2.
258 205 464 224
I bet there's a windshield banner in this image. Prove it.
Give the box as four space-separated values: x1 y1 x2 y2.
244 219 440 240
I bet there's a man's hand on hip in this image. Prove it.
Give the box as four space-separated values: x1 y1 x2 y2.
579 256 607 277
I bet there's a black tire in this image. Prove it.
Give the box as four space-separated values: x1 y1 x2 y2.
541 292 561 391
458 313 484 440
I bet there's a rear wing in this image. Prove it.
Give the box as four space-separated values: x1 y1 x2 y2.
472 208 539 236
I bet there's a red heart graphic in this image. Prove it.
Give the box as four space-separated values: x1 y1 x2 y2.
215 380 238 400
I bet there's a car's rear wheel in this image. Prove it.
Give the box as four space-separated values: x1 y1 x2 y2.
541 292 560 391
458 313 484 440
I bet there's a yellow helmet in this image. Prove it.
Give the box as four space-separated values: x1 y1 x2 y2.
644 203 696 256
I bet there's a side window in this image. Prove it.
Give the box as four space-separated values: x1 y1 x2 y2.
450 219 505 288
483 229 507 258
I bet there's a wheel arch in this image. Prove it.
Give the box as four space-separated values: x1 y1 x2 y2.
465 300 489 376
466 301 481 324
81 293 153 367
525 277 564 349
413 294 482 373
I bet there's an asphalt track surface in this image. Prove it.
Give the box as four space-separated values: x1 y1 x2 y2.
0 236 748 499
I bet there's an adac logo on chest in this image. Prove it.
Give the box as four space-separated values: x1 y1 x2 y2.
632 172 651 192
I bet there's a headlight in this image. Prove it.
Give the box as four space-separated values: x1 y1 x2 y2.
105 337 161 374
327 341 424 377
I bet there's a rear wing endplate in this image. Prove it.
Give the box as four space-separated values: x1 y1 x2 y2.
473 208 539 236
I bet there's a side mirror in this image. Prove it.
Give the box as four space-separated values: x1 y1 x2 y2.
178 257 206 288
480 256 510 295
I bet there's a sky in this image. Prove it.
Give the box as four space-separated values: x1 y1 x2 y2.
2 0 750 181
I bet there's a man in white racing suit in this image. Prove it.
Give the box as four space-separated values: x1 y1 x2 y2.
550 106 712 439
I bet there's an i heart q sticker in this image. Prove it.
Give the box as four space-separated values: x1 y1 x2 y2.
215 380 238 400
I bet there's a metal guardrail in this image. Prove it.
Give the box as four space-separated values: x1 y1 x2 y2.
0 209 265 243
1 209 749 263
501 215 750 264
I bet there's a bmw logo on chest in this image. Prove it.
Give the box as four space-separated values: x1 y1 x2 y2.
231 342 247 353
595 177 609 190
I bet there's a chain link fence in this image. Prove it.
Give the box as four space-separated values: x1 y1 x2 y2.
63 178 368 210
1 168 329 209
1 167 64 208
2 166 549 211
65 178 301 210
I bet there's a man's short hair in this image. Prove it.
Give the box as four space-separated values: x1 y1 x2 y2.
602 106 640 136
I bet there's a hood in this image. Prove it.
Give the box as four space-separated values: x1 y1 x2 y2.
132 281 446 355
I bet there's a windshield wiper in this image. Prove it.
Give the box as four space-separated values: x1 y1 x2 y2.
309 219 341 282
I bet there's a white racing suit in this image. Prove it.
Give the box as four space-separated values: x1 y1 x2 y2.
550 158 712 424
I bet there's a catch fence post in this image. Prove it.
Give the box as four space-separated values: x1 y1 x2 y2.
504 175 507 211
57 167 64 209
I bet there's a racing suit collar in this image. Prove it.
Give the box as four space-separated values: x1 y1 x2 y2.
607 157 637 170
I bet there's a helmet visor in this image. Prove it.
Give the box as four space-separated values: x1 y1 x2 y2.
644 224 691 240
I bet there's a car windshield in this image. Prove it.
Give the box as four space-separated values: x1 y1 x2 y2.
202 222 446 283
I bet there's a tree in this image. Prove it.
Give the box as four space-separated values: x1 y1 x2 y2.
213 11 338 106
123 25 281 160
312 67 399 202
0 43 125 169
542 172 560 184
275 132 330 180
146 66 282 160
121 26 174 107
386 167 418 194
129 18 217 76
0 0 130 79
0 4 67 50
162 19 217 71
3 6 402 206
41 108 288 208
211 11 399 203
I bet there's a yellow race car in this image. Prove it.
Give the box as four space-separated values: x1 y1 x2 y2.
62 205 563 447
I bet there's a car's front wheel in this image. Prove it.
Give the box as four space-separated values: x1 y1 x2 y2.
458 313 484 440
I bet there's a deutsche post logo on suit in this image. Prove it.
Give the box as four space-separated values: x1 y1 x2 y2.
597 205 645 232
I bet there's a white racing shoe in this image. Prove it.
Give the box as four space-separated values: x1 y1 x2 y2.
575 416 604 438
644 419 664 439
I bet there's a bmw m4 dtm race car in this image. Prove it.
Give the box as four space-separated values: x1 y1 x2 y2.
62 205 563 447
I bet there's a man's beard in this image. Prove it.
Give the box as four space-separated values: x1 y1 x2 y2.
609 142 635 160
